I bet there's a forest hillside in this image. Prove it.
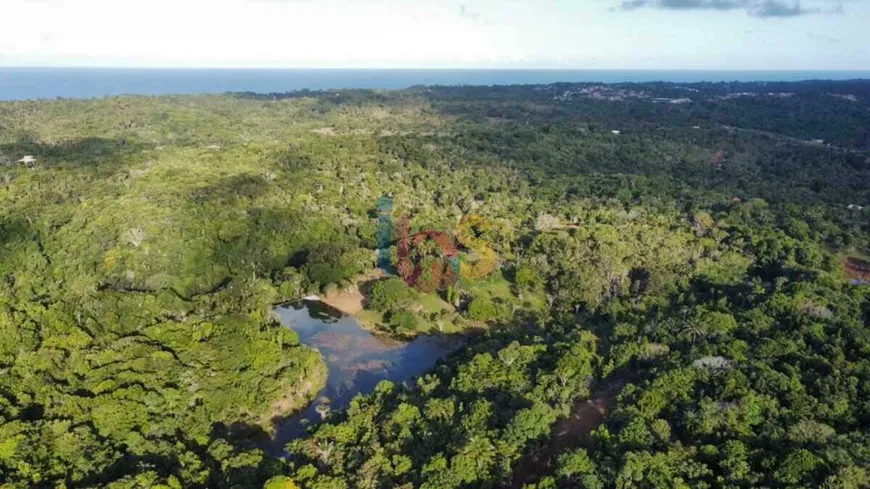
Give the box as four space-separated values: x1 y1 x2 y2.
1 80 870 488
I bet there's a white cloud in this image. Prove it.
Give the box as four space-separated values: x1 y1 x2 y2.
0 0 868 68
2 0 499 67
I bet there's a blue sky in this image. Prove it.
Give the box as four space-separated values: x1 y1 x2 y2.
1 0 867 69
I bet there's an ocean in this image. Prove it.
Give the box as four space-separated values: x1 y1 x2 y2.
1 68 869 101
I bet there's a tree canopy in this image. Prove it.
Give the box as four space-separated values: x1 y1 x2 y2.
1 79 869 488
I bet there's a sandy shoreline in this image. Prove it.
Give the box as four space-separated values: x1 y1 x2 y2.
319 269 385 315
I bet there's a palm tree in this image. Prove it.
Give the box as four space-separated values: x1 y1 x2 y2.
315 439 334 465
681 320 709 344
462 436 496 473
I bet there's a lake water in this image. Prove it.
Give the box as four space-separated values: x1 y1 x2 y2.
270 300 462 453
2 68 870 101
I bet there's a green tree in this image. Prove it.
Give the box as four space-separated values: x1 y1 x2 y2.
369 278 416 312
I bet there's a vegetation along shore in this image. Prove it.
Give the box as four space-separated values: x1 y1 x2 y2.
1 80 870 488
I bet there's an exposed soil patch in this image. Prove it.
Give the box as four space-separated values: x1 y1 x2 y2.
321 289 366 315
842 256 870 281
311 127 337 136
320 269 385 315
507 380 625 488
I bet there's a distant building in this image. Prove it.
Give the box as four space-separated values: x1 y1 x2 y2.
611 130 621 135
848 204 864 210
812 139 825 144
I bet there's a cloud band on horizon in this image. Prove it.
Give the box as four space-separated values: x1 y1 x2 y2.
617 0 841 18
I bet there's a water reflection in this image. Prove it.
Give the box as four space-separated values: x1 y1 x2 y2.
270 300 462 453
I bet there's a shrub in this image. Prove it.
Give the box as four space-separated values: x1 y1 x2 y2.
515 266 544 290
369 277 416 312
467 295 501 322
305 244 371 287
264 476 299 489
388 310 419 333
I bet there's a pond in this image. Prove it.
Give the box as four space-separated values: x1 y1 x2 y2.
269 300 463 454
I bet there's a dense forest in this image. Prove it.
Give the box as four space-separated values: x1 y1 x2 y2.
1 79 869 488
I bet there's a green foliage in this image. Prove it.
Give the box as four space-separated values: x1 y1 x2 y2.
515 265 544 290
388 310 419 333
1 79 870 488
305 244 371 288
368 277 417 312
263 476 300 489
287 329 600 488
467 294 500 321
556 449 603 489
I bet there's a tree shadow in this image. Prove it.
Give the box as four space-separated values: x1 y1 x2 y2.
1 135 153 173
66 422 282 489
230 88 391 107
0 215 35 255
684 275 758 310
410 82 870 206
202 204 348 288
190 173 271 204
